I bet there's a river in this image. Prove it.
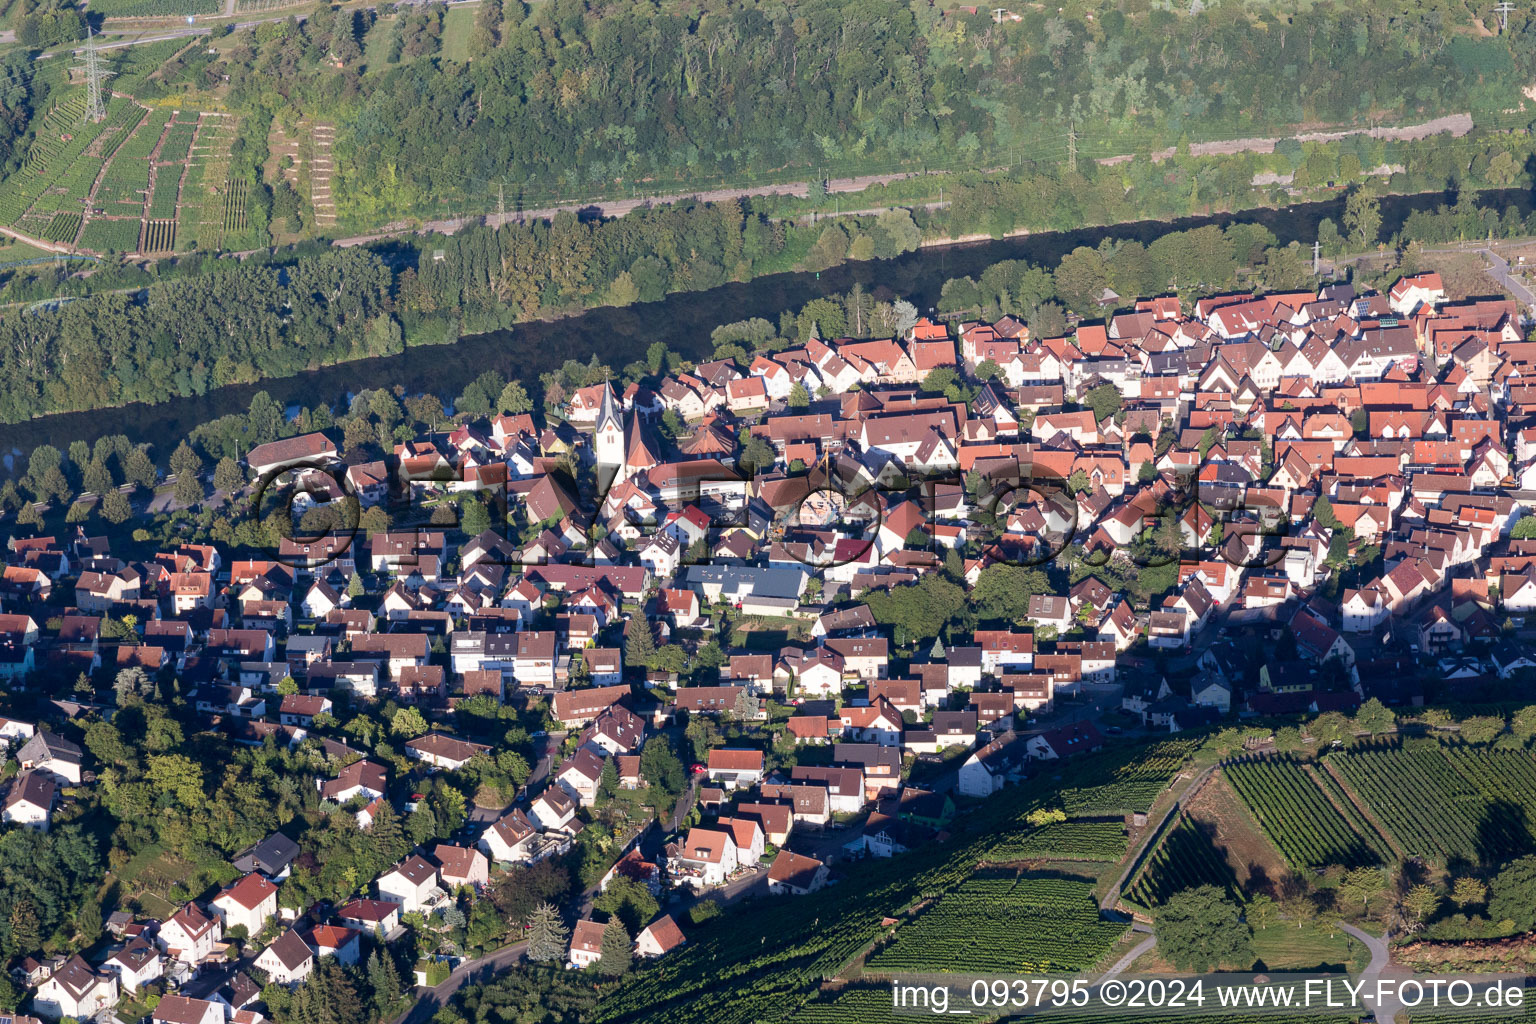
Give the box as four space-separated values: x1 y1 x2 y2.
2 187 1530 457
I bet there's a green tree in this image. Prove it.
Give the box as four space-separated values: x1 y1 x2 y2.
626 617 656 670
1458 714 1505 744
1353 698 1394 736
171 442 204 507
391 707 428 738
100 489 132 524
214 457 245 495
1155 886 1252 972
1450 877 1487 908
1344 188 1382 250
1340 867 1389 916
639 735 684 798
525 902 568 961
598 918 632 976
1401 884 1440 926
1082 383 1123 422
1489 856 1536 933
497 381 533 415
787 382 810 409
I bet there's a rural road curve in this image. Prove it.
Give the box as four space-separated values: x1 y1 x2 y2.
1337 922 1395 1023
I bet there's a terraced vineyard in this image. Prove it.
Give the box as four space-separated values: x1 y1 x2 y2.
96 109 171 208
0 96 137 233
865 876 1127 974
1327 742 1536 864
986 821 1128 863
1223 755 1383 870
43 212 81 244
1123 812 1241 910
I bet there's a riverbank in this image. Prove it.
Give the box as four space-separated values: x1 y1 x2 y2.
1 185 1530 459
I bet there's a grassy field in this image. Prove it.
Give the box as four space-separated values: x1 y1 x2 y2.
440 5 477 63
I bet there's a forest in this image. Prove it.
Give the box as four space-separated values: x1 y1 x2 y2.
193 0 1536 223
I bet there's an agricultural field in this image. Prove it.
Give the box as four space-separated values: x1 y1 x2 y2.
986 821 1128 864
0 86 248 256
1124 813 1242 910
85 0 220 17
1057 738 1200 816
43 212 82 244
140 219 175 253
865 876 1128 974
79 217 145 254
0 96 135 232
1327 742 1536 864
1223 755 1384 870
95 116 163 211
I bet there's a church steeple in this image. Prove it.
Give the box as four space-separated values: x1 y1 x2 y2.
594 381 622 436
594 383 625 470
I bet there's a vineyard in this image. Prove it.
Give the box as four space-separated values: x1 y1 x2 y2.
43 212 81 244
864 876 1127 974
222 177 250 234
1058 738 1200 816
986 821 1128 863
1327 742 1536 864
790 996 1361 1024
1123 813 1241 910
78 218 145 254
0 96 134 231
140 220 175 254
97 110 171 208
1223 756 1384 870
85 0 220 17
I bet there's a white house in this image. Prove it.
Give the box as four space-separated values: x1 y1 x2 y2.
34 956 117 1019
152 995 224 1024
253 929 313 986
568 919 606 970
529 787 578 832
105 937 162 993
431 843 489 891
3 771 54 831
336 899 401 938
376 855 443 914
304 926 361 966
766 851 829 895
480 809 537 864
633 915 686 959
211 873 279 938
160 903 222 963
672 827 738 889
956 731 1026 798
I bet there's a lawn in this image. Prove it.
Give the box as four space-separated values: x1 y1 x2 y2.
441 6 477 63
1250 921 1368 973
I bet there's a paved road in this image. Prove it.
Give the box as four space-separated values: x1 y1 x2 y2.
389 940 530 1024
1337 922 1395 1023
1480 248 1536 319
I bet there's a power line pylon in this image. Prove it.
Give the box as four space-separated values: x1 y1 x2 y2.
1495 1 1515 31
1066 120 1078 173
76 29 111 124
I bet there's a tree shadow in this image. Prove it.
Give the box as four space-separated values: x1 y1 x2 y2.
1475 798 1531 867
